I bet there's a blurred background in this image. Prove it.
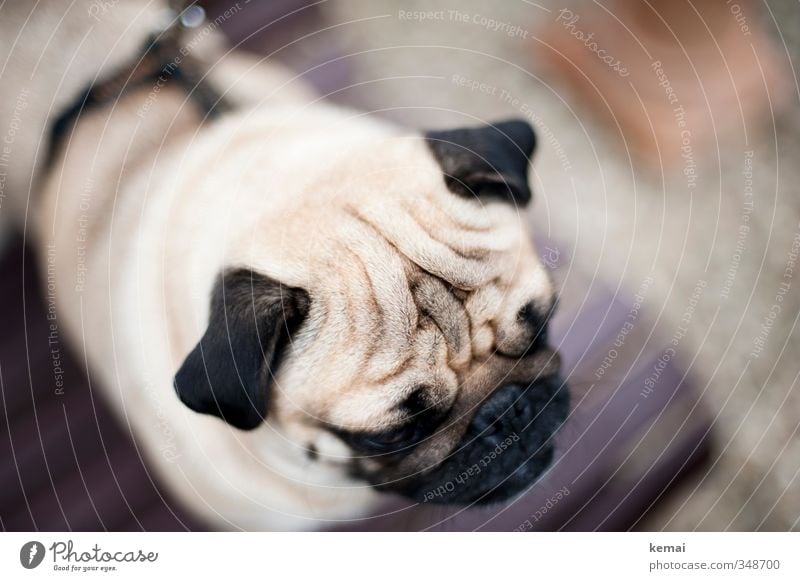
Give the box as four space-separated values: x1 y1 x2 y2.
2 0 799 531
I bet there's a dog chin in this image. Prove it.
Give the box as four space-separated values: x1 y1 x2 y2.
381 376 570 505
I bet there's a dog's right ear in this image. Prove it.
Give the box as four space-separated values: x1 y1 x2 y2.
425 119 536 206
174 268 310 430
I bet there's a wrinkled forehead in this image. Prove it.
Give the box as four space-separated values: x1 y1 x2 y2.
232 123 540 285
333 138 536 276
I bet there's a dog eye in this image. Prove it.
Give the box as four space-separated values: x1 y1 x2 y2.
360 423 422 451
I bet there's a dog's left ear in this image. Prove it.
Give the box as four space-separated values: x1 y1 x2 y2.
174 268 310 430
425 119 536 205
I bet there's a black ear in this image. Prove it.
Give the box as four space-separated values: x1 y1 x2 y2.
425 119 536 205
174 268 310 430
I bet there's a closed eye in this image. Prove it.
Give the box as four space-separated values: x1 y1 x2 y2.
332 420 427 456
357 422 426 452
336 388 449 455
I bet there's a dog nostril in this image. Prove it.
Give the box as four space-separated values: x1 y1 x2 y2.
469 383 526 437
470 409 501 435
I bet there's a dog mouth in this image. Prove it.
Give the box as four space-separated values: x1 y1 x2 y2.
372 375 570 506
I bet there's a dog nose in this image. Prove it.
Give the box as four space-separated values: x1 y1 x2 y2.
470 379 561 446
381 375 570 505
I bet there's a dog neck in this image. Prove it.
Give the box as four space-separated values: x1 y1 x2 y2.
46 6 231 169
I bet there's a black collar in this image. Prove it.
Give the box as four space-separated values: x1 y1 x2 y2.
47 6 231 165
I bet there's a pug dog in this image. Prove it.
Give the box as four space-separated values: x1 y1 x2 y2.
0 0 569 530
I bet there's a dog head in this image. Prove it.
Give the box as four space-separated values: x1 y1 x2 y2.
174 118 569 505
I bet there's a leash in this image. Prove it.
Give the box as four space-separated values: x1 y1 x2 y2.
47 1 231 165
